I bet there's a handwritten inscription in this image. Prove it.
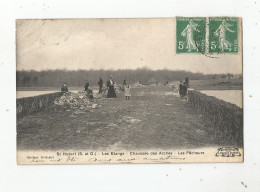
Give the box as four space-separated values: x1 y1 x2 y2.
23 150 211 164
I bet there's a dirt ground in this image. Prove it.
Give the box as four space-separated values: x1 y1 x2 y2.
17 86 239 151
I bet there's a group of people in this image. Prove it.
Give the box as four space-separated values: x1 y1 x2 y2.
102 76 131 100
61 75 131 100
62 75 190 100
178 76 189 99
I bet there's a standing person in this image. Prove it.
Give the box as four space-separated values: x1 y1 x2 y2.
61 83 69 92
123 79 127 86
107 75 116 98
97 77 103 93
178 81 183 98
182 81 188 99
84 80 89 91
103 85 108 98
124 83 131 100
184 75 190 88
122 79 127 91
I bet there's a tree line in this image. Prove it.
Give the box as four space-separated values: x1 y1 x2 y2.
16 68 240 87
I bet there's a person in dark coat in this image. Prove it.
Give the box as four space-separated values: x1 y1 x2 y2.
97 77 103 94
178 81 183 98
123 79 127 86
107 76 116 98
182 82 188 97
184 75 190 88
61 83 68 92
84 80 89 91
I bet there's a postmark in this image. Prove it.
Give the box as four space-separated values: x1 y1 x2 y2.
208 17 239 54
176 17 206 54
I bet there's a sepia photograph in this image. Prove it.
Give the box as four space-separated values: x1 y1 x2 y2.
16 18 243 164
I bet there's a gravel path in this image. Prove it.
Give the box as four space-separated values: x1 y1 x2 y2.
17 86 238 150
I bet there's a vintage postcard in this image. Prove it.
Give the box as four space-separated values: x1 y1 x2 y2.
16 18 243 164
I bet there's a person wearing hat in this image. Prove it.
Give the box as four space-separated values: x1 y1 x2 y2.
184 75 190 88
61 83 68 92
106 75 116 98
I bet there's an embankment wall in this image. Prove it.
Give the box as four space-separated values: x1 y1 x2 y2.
188 90 243 145
17 92 63 118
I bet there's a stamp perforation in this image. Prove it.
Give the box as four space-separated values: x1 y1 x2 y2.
176 17 240 55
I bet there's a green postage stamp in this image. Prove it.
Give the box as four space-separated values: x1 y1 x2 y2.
176 17 239 54
208 17 239 54
176 17 206 54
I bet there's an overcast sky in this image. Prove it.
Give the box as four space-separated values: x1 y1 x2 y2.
16 18 242 74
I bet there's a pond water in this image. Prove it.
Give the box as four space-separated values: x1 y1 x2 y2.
17 91 58 98
16 89 243 108
16 90 78 99
200 90 242 108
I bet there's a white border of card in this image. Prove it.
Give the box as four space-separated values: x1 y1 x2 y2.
1 0 260 192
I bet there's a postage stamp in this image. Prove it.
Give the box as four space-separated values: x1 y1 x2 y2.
176 17 206 54
208 17 239 54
